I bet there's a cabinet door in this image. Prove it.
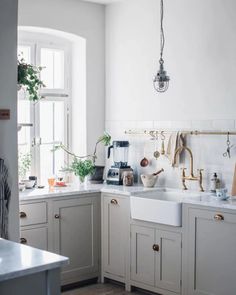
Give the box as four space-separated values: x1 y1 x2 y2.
20 227 48 250
130 225 155 286
187 208 236 295
155 230 181 293
102 195 129 278
53 196 99 284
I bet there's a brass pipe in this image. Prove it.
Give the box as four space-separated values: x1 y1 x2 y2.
173 145 204 191
174 146 195 178
124 129 236 136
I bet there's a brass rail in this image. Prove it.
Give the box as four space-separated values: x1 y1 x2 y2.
124 129 236 137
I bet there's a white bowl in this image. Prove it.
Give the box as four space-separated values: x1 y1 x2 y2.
141 174 158 188
19 183 26 191
21 179 35 189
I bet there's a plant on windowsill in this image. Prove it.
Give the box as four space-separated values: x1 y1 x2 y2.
17 58 45 102
54 132 111 184
18 152 32 181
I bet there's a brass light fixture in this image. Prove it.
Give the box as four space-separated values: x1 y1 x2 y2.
153 0 170 93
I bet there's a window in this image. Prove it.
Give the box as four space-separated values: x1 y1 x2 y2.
18 37 70 185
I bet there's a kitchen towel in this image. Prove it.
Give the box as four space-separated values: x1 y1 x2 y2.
0 158 11 239
231 164 236 196
166 132 185 167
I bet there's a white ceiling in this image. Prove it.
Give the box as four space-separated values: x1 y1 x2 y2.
82 0 122 4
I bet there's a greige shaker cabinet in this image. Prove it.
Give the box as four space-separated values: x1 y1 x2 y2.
19 201 48 250
101 193 130 284
52 195 100 285
130 223 182 295
183 205 236 295
20 194 100 286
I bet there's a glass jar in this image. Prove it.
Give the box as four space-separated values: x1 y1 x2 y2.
123 171 134 186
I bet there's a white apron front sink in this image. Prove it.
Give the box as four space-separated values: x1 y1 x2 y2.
130 190 200 226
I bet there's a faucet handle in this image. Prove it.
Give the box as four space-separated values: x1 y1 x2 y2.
197 169 204 192
197 169 204 175
181 167 187 177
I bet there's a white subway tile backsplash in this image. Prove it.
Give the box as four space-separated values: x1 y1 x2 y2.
171 120 192 130
153 120 172 129
212 120 235 130
105 119 236 193
135 120 154 129
191 120 213 130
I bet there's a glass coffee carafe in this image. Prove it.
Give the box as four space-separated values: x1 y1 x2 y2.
108 141 129 168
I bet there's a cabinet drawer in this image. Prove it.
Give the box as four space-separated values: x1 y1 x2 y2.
20 202 47 226
20 227 48 250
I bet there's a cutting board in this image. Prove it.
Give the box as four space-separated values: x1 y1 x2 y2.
231 164 236 196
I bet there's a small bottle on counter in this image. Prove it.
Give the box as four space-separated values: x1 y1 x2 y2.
123 171 134 186
210 172 221 193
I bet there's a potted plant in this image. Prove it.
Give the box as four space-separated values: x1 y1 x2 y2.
54 132 111 183
18 58 45 101
18 152 32 181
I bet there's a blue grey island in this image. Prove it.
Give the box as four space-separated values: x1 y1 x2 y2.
0 238 68 295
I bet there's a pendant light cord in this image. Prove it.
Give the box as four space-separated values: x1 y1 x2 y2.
160 0 165 62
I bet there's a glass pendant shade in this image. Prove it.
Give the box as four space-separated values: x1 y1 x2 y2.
153 59 170 92
154 0 170 93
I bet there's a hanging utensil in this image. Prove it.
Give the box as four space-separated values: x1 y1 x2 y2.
160 131 165 155
223 132 234 158
152 168 164 176
140 157 149 167
153 132 160 159
140 142 149 167
153 150 160 159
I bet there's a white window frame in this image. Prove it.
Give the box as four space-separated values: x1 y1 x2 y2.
18 35 71 184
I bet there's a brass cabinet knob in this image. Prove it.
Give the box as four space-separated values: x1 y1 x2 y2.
152 244 159 252
20 238 27 244
19 212 27 218
54 214 60 219
110 199 118 205
214 214 224 221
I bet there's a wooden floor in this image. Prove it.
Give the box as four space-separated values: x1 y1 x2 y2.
62 283 153 295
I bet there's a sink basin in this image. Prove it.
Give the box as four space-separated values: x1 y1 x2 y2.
130 190 200 226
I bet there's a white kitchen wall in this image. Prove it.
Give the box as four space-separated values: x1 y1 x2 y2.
0 0 19 240
106 119 236 192
106 0 236 121
18 0 106 163
105 0 236 192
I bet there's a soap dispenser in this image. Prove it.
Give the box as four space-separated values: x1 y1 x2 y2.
210 172 221 193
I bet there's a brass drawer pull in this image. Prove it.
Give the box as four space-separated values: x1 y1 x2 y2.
214 214 224 221
54 214 60 219
152 244 159 252
110 199 118 205
20 211 27 218
20 238 27 244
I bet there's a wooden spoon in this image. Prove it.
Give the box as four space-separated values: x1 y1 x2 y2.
152 168 164 176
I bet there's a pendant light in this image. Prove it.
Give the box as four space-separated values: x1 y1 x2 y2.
153 0 170 93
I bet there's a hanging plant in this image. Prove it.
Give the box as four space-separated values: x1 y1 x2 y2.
53 132 111 183
17 58 45 101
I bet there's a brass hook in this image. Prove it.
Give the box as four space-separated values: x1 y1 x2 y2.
161 131 165 140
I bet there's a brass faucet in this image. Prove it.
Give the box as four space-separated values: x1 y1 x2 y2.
174 146 204 192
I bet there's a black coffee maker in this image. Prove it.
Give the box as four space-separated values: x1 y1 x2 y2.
106 141 133 185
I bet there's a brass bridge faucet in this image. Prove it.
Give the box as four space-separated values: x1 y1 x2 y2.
174 146 204 192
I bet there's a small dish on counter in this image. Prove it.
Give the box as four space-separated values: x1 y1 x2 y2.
54 181 67 187
214 188 230 201
19 182 26 191
141 174 158 188
21 179 35 189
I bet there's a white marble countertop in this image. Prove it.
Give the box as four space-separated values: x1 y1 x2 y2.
19 183 161 201
19 183 236 211
0 238 68 282
183 194 236 210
